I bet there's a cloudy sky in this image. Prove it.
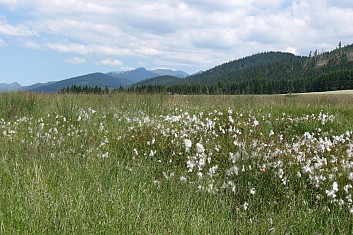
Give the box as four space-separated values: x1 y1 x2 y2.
1 0 353 85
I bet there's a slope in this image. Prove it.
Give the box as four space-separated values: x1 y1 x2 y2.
150 69 189 78
129 43 353 94
132 75 181 87
30 73 132 93
107 67 160 83
0 82 22 92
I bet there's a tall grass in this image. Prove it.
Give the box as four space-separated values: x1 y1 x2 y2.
1 92 353 234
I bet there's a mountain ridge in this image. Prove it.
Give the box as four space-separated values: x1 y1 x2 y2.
1 68 189 93
2 43 353 94
0 82 22 91
130 43 353 94
29 73 131 93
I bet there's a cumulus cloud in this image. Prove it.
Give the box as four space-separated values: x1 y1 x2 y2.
45 42 131 56
285 47 298 55
65 57 87 64
98 59 123 66
0 0 353 71
0 19 36 36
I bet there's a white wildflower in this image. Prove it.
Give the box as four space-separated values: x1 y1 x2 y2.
333 182 339 192
226 166 239 176
269 130 274 137
180 176 187 182
243 201 249 211
101 152 109 158
184 139 192 150
187 157 196 172
224 181 236 193
208 165 219 178
229 152 240 163
344 184 352 193
278 168 284 179
339 199 345 206
349 172 353 181
196 143 205 154
326 189 336 198
149 150 156 157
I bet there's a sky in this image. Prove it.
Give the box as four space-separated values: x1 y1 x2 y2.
1 0 353 86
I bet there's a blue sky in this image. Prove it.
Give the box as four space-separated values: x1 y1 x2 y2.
1 0 353 86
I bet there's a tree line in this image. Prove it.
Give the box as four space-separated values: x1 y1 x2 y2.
59 85 110 94
119 69 353 95
59 69 353 96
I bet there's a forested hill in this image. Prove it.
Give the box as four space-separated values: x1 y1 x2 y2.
129 43 353 94
184 51 300 85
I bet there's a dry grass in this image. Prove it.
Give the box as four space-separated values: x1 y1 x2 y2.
296 90 353 95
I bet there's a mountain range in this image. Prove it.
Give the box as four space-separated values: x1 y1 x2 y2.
0 68 189 93
2 43 353 94
0 82 22 91
131 43 353 94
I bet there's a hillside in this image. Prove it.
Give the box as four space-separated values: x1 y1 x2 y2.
185 52 300 84
23 81 57 91
131 75 181 87
150 69 188 78
108 68 189 83
129 43 353 94
5 44 353 95
107 67 160 83
0 67 189 93
30 73 132 93
0 82 22 91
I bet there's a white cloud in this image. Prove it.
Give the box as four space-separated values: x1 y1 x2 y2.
65 57 86 64
0 20 36 36
45 42 131 56
98 59 123 66
285 47 298 55
0 0 353 72
46 42 88 54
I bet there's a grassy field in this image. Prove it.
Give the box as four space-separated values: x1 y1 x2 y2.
1 92 353 234
296 89 353 95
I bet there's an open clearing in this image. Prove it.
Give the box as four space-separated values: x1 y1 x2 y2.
297 89 353 95
1 92 353 234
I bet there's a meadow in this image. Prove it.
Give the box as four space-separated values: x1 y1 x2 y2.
1 92 353 234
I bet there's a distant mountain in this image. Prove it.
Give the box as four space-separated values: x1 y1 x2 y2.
0 82 22 91
130 52 300 87
180 46 353 87
22 81 56 91
107 67 159 83
183 51 300 85
129 43 353 94
192 70 204 76
7 44 353 95
30 73 132 93
107 67 189 83
3 67 189 93
150 69 188 78
132 75 181 86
